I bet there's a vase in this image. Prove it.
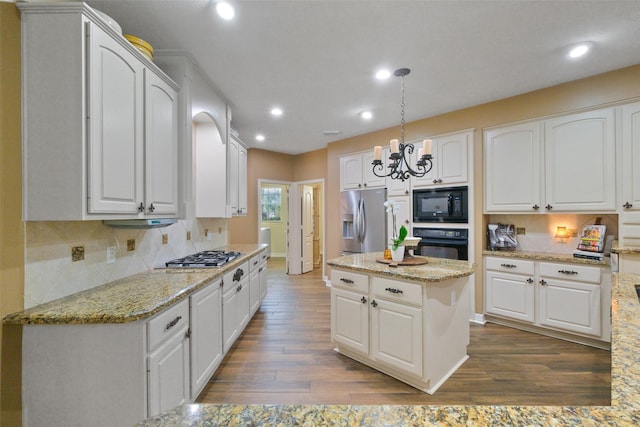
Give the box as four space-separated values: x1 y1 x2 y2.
391 245 405 262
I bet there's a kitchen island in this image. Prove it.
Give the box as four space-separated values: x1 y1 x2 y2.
328 253 475 395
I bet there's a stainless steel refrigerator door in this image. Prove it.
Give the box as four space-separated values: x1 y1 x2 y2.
340 190 361 253
359 188 387 253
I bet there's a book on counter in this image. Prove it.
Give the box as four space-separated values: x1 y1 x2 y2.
573 224 606 260
572 248 605 261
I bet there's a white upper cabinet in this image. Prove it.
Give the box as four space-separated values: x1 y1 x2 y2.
413 131 470 188
484 122 543 212
228 133 248 216
340 152 386 191
19 3 179 220
484 108 615 213
544 108 615 212
621 102 640 211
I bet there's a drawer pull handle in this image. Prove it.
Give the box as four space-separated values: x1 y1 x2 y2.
500 263 517 268
340 278 354 284
360 296 367 304
558 269 578 275
233 269 244 282
385 287 404 294
165 316 182 331
253 261 258 266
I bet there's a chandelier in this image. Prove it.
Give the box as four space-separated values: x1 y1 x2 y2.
372 68 433 181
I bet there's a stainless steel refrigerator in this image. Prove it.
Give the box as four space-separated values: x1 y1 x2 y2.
340 188 387 254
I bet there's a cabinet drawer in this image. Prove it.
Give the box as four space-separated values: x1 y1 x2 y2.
147 299 189 352
371 277 422 307
331 269 368 293
249 254 261 271
485 257 535 275
539 262 601 284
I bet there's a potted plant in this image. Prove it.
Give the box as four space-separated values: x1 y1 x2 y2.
384 200 407 261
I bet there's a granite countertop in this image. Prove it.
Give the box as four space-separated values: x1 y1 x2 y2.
136 271 640 426
2 244 267 325
327 252 475 283
611 241 640 255
482 249 610 266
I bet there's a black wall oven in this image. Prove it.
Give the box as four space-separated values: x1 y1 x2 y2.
413 227 468 261
413 186 468 223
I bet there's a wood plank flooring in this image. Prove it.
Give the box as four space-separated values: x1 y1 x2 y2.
196 258 611 406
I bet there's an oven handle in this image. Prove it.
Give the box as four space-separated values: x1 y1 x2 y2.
418 238 468 246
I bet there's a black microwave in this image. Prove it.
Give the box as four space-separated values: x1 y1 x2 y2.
413 186 468 223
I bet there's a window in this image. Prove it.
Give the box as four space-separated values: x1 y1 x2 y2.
262 187 282 221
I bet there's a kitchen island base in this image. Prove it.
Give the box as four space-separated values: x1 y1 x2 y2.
329 253 474 395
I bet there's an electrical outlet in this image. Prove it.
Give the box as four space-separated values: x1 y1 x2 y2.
106 246 116 264
186 231 191 241
204 228 209 236
516 227 526 235
162 234 168 245
72 246 85 262
127 239 136 251
219 227 222 233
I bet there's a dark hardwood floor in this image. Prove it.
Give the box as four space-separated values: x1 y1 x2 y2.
196 258 611 406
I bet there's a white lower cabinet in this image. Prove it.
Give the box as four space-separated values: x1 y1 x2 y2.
259 252 268 301
330 268 469 394
189 278 223 400
222 262 250 353
484 256 610 344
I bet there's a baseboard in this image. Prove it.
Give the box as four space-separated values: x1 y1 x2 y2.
470 313 486 324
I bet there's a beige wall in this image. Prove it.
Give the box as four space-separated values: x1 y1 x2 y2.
0 3 23 425
327 64 640 313
293 147 328 182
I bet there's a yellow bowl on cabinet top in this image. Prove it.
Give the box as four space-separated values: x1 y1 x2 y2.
124 34 154 60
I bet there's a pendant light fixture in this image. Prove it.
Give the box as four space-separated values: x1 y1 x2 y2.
372 68 434 181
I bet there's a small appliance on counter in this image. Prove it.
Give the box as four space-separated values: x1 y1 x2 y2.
487 223 517 251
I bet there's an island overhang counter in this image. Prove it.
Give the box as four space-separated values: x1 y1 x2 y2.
327 252 475 395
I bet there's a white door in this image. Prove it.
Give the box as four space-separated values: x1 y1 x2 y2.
302 185 314 273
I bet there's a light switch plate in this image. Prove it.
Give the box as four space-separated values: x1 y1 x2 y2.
106 246 116 264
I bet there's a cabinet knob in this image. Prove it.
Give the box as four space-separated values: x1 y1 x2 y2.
433 179 438 184
532 204 540 210
363 183 367 187
404 219 410 224
370 300 378 308
360 296 367 304
405 190 409 195
138 202 145 212
623 202 633 209
526 278 534 284
185 328 192 339
148 203 155 213
358 183 362 188
539 279 547 286
545 204 553 210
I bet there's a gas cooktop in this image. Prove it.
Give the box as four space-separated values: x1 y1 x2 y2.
165 250 242 268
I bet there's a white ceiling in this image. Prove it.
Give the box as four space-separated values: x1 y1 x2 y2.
85 0 640 155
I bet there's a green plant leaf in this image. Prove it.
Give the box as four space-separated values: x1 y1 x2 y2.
398 225 408 243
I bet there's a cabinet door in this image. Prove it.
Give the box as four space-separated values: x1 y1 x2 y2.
544 108 615 211
249 268 260 315
340 154 363 190
237 279 251 331
362 150 386 188
259 261 268 301
538 278 601 337
385 147 412 196
371 298 423 377
190 280 222 400
228 137 239 215
412 140 438 187
237 145 248 215
144 69 178 215
621 102 640 212
147 323 190 417
88 22 144 214
437 133 469 185
222 284 239 353
484 122 542 212
485 270 535 323
331 287 369 355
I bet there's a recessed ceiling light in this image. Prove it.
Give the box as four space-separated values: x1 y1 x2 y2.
375 69 391 80
568 42 593 59
360 111 373 120
255 134 265 142
270 107 283 117
216 2 235 20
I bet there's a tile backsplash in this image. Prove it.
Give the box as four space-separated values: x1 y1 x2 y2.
24 218 228 309
486 213 618 255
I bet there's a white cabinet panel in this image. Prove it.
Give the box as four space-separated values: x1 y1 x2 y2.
340 152 386 191
228 134 248 215
413 132 470 188
538 278 601 337
485 270 535 323
331 287 369 355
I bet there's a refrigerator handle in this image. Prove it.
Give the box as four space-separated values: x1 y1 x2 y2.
359 199 367 243
354 199 361 242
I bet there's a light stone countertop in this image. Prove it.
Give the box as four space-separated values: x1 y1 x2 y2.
611 241 640 255
2 244 268 325
482 249 610 266
327 252 475 283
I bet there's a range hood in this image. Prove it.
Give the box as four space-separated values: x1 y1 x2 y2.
103 218 177 229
